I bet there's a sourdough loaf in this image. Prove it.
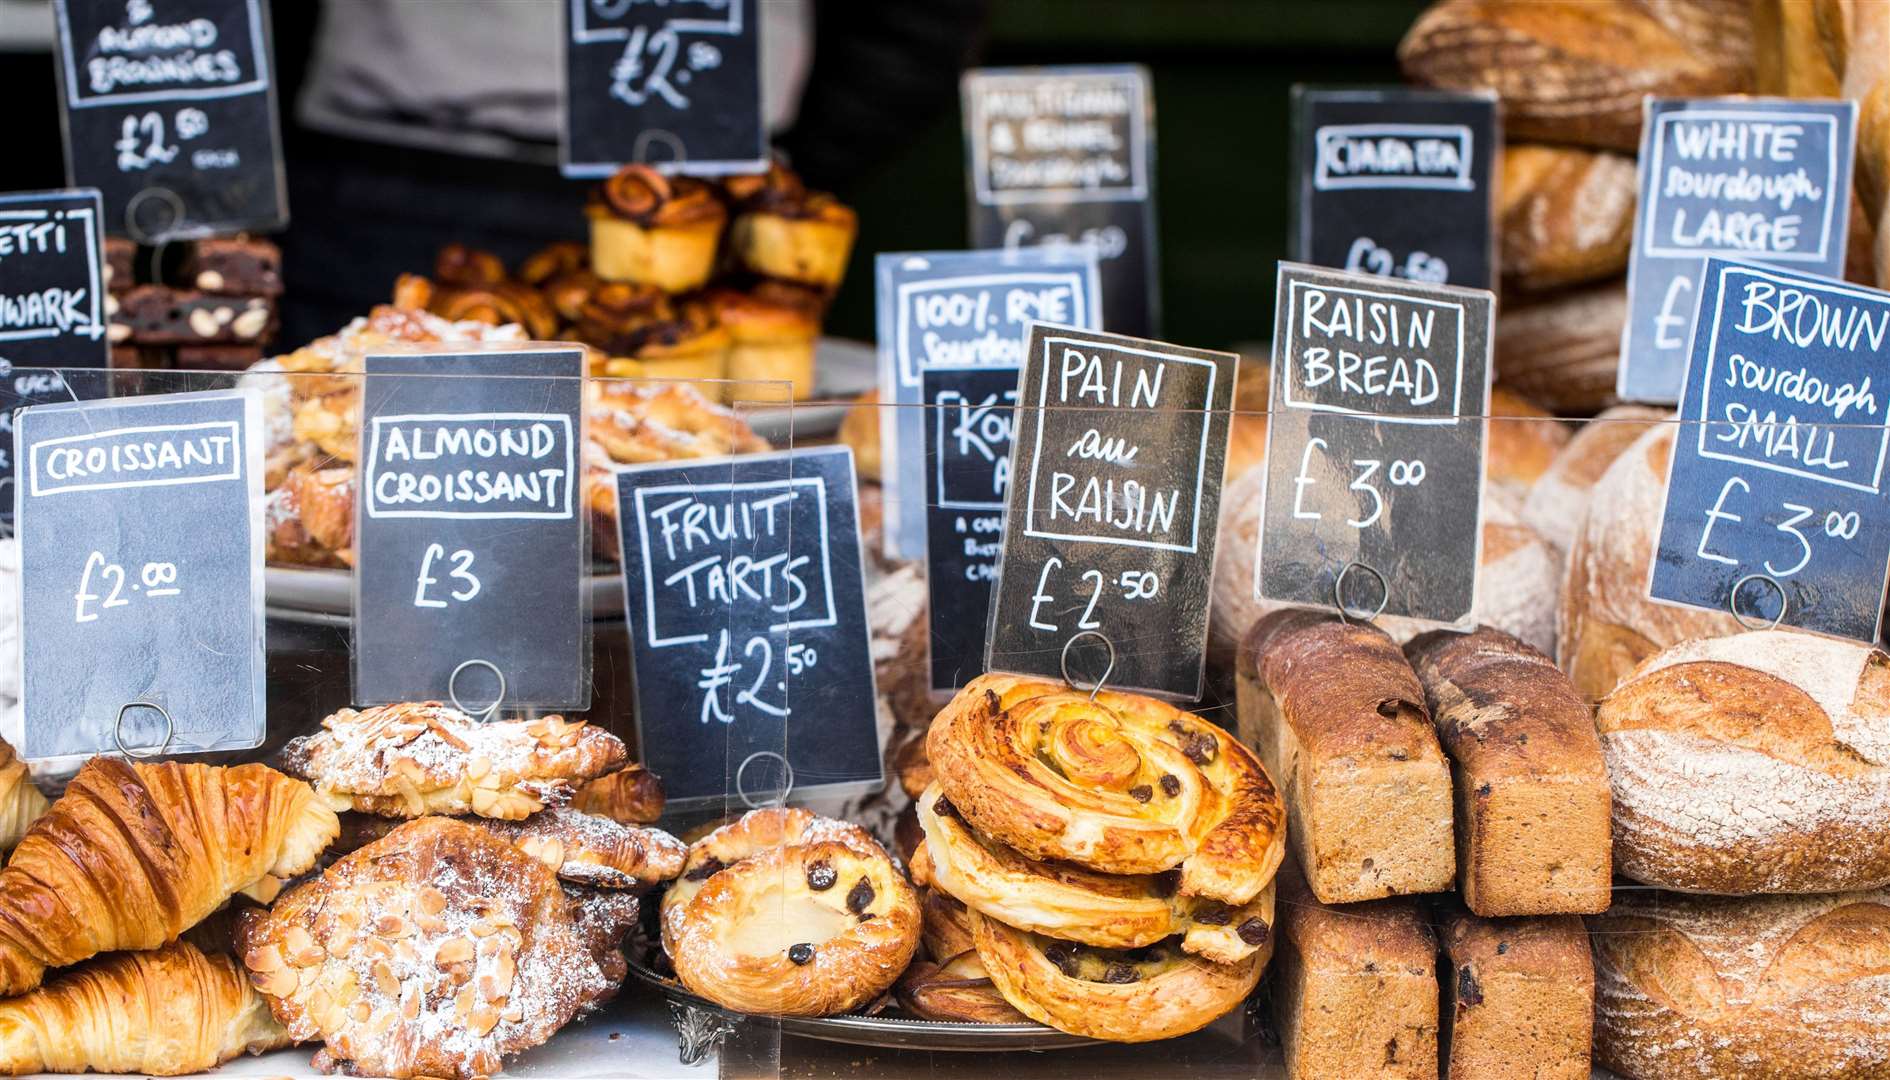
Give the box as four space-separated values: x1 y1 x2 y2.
1592 889 1890 1080
1237 611 1453 904
1557 423 1738 702
1494 278 1627 414
1598 630 1890 894
1441 910 1593 1080
1520 405 1668 552
1272 859 1438 1080
1406 628 1611 916
1499 144 1637 291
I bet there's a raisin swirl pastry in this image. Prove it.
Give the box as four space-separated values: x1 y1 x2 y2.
896 889 1028 1024
927 674 1286 901
586 165 727 292
660 808 920 1017
918 786 1274 965
723 163 858 288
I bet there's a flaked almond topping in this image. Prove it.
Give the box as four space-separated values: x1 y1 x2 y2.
290 944 327 968
401 984 422 1021
371 961 399 997
470 919 500 938
418 887 448 915
245 946 286 973
252 967 297 998
373 914 409 939
469 1005 500 1036
454 984 479 1019
415 910 447 934
349 1000 373 1024
436 938 475 965
370 1009 397 1036
466 755 493 782
282 926 316 956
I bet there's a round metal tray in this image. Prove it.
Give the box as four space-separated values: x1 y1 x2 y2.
625 956 1100 1055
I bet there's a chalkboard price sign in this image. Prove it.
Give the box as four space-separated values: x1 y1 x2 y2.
15 389 264 762
962 66 1160 338
923 365 1018 695
985 324 1237 700
353 349 590 710
1256 263 1494 627
1291 87 1498 290
614 446 881 808
51 0 288 241
1619 97 1857 403
561 0 765 178
1651 258 1890 642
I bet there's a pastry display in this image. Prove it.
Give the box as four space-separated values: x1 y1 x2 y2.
0 758 336 997
281 702 628 820
0 737 47 853
1591 889 1890 1080
659 807 921 1017
236 817 624 1080
0 940 290 1076
1440 909 1593 1080
724 163 860 288
586 165 728 292
333 808 685 891
894 889 1028 1024
1238 611 1454 904
1406 628 1611 916
1598 630 1890 894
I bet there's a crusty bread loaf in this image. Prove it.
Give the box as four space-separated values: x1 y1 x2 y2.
1520 405 1669 552
1494 278 1626 415
1487 386 1571 511
1556 423 1738 702
1598 630 1890 894
1848 1 1889 289
1499 144 1637 291
1406 628 1611 917
1238 611 1453 904
1441 909 1593 1080
1398 0 1752 151
1591 889 1890 1080
1272 859 1438 1080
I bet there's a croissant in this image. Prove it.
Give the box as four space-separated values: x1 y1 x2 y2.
0 740 47 853
0 758 338 996
0 940 289 1075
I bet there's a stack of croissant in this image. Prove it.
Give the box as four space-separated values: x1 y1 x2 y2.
902 674 1289 1042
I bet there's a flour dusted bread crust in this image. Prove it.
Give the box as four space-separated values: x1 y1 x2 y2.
659 808 920 1017
1441 910 1593 1080
1591 889 1890 1080
1558 423 1739 701
925 674 1285 902
1407 628 1611 916
1493 278 1627 414
1520 405 1668 552
281 703 628 820
1237 611 1454 904
1499 143 1638 291
1598 630 1890 894
1271 860 1438 1080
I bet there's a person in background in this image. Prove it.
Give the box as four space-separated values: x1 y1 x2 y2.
275 0 988 345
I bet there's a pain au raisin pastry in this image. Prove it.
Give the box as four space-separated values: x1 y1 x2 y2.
281 703 627 820
586 165 727 292
660 807 920 1016
237 817 623 1080
0 759 337 997
896 889 1027 1024
917 785 1274 964
967 908 1266 1042
723 163 858 288
0 940 289 1076
927 674 1286 902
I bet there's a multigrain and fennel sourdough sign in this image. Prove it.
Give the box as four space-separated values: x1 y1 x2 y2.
1256 263 1492 626
353 349 588 709
1652 258 1890 642
986 324 1237 700
15 389 264 761
51 0 288 240
962 66 1159 338
1291 87 1498 289
1620 98 1857 403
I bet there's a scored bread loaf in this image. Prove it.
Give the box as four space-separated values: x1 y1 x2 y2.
1238 610 1453 904
1441 910 1594 1080
1406 628 1611 916
1557 423 1738 702
1592 889 1890 1080
1499 144 1637 291
1598 630 1890 894
1493 278 1626 415
1520 405 1669 552
1487 386 1571 514
1272 858 1438 1080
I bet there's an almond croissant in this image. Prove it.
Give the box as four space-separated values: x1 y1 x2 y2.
0 940 289 1075
0 758 338 996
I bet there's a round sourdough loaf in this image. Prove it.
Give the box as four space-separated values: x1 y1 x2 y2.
1592 889 1890 1080
1520 405 1668 552
1556 423 1738 701
1493 279 1626 415
1598 630 1890 893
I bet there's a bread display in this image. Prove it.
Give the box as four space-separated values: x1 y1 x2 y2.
0 940 290 1076
1498 143 1637 291
1558 424 1740 702
1440 910 1593 1080
1520 404 1668 551
1598 630 1890 894
1271 860 1438 1080
1592 889 1890 1080
660 807 920 1017
1237 611 1454 904
1406 628 1611 916
0 758 337 997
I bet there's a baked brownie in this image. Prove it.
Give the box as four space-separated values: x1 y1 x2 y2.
181 236 282 297
116 286 277 345
103 236 135 294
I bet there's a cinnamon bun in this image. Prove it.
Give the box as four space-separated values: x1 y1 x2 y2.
586 165 726 292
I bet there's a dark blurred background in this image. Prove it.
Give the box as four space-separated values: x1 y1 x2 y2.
0 0 1428 353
